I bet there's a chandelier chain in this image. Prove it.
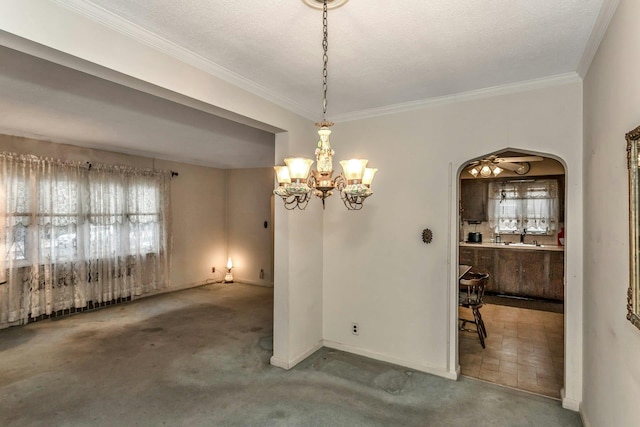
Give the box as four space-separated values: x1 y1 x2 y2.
322 0 329 121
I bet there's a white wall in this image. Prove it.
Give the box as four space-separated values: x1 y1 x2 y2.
0 134 228 289
0 0 323 370
583 0 640 425
156 158 227 287
323 81 584 407
227 168 274 286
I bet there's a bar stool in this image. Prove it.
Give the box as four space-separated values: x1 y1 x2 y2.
459 272 489 348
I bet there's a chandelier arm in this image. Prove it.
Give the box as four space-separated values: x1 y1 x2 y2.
340 193 364 210
282 192 311 210
334 173 346 191
297 193 311 210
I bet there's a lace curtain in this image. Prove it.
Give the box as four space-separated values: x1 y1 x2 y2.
487 179 559 235
0 153 172 327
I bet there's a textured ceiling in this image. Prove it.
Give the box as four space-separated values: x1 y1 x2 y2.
80 0 604 120
0 0 609 169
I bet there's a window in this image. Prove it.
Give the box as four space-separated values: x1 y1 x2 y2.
127 181 161 255
488 179 559 235
2 157 169 264
0 153 172 324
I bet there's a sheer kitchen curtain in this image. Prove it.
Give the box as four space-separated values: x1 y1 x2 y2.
0 153 172 328
488 179 559 235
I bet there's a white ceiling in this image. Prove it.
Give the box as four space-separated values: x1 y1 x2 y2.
0 0 610 168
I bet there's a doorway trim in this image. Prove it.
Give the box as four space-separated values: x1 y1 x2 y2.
448 147 582 411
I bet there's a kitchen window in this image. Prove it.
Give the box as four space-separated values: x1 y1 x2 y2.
488 179 559 235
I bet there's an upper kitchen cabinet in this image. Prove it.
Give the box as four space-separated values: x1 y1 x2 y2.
461 179 488 222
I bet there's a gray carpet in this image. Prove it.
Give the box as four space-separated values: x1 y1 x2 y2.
0 283 581 426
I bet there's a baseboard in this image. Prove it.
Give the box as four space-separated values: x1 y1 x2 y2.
142 280 208 298
578 402 591 427
270 340 323 370
269 355 290 370
561 388 580 412
323 340 458 380
235 279 274 288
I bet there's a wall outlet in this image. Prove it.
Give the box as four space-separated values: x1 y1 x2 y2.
212 267 215 273
351 322 359 335
259 269 264 279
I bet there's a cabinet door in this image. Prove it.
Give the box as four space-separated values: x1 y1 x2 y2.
459 247 474 266
475 248 496 292
518 251 548 299
494 250 520 294
548 251 565 301
461 180 488 222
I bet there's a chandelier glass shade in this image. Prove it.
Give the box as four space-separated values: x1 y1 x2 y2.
273 0 376 210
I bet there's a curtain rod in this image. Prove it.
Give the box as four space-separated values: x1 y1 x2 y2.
85 162 178 177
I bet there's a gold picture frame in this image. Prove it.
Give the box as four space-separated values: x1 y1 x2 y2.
627 125 640 330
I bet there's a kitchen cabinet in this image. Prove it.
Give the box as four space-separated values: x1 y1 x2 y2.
548 251 565 300
460 245 564 301
514 251 547 297
460 246 496 292
460 180 488 222
459 247 474 266
494 250 520 295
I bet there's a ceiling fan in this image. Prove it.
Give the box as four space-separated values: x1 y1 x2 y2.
466 155 543 178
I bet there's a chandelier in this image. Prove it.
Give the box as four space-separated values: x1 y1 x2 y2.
273 0 377 210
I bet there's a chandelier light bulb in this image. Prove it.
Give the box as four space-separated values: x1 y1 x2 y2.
340 159 368 182
274 166 291 184
284 157 314 180
362 168 378 186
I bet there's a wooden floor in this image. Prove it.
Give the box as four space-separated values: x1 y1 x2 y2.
459 303 564 399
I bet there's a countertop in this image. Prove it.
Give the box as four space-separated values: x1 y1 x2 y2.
459 242 564 252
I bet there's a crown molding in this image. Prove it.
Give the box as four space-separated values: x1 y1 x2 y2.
52 0 317 120
576 0 620 78
49 1 591 125
332 73 582 123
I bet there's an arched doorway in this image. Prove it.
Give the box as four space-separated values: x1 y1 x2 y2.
456 149 566 399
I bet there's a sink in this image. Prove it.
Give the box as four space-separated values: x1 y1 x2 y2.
503 242 543 247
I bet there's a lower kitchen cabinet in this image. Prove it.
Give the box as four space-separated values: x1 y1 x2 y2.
547 251 565 300
494 250 521 295
459 246 564 301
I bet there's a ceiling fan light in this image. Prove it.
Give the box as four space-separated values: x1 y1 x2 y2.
468 167 479 178
480 164 492 178
492 165 503 176
285 157 314 180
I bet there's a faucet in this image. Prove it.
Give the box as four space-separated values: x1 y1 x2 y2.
520 228 527 244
